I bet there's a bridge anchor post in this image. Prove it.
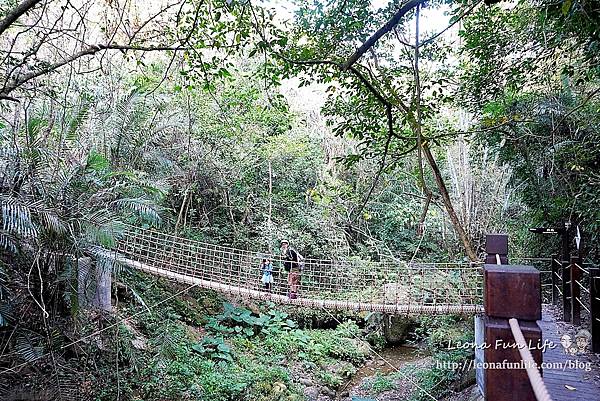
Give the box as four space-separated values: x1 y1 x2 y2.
77 256 112 312
478 264 542 401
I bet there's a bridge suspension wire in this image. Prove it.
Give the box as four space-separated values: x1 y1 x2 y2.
109 225 485 315
508 318 553 401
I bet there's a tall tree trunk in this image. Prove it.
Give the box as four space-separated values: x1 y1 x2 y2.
423 144 478 261
412 4 474 259
413 3 432 237
268 159 273 253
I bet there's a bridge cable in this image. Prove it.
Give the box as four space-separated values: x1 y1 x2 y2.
508 318 554 401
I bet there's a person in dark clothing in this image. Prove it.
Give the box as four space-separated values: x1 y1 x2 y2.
281 239 302 299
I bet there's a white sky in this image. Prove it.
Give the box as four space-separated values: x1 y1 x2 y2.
266 0 452 37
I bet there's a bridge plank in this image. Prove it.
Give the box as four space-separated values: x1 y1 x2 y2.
539 307 600 401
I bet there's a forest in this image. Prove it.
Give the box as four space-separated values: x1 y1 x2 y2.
0 0 598 400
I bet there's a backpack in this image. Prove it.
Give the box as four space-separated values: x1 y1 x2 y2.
285 248 304 272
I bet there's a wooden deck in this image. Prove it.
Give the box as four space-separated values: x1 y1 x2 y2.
540 306 600 400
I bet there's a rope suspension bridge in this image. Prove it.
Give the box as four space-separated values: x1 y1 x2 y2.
106 225 484 315
92 228 600 401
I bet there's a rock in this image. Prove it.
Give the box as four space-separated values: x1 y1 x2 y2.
340 390 349 398
320 386 336 398
383 314 413 344
298 377 313 386
273 382 287 394
347 338 372 357
303 386 321 400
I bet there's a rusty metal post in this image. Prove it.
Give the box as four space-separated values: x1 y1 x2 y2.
570 256 581 326
590 268 600 353
562 259 572 322
485 234 508 264
551 256 559 305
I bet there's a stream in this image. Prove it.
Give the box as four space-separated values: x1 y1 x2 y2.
337 346 427 400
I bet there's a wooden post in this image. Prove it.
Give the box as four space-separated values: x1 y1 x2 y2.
570 256 581 326
590 268 600 353
481 264 542 401
551 256 559 305
485 234 508 264
562 259 572 322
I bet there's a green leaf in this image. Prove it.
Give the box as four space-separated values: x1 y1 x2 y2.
86 151 109 171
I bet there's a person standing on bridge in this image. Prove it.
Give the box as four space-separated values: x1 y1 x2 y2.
281 239 303 299
260 258 274 293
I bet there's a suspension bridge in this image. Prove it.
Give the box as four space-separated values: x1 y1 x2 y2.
107 225 484 315
99 226 600 401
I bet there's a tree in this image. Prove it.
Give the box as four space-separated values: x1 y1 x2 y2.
458 0 600 259
242 0 483 260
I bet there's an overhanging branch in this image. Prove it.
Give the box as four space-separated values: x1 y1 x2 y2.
0 43 188 99
0 0 43 37
342 0 425 71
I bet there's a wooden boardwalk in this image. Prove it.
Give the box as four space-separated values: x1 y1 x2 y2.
540 307 600 400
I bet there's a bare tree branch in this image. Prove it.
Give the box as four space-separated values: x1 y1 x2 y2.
342 0 425 71
0 43 188 100
0 0 44 37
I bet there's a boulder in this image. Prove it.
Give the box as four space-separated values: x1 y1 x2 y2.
320 386 336 398
303 386 321 401
345 338 372 358
382 314 412 344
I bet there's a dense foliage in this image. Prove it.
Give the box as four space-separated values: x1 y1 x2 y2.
0 0 598 399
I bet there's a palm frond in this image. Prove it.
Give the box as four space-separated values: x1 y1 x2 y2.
78 209 123 248
14 334 44 363
0 230 18 253
39 209 68 235
87 246 128 276
56 371 83 401
66 96 93 142
111 198 162 227
0 196 38 239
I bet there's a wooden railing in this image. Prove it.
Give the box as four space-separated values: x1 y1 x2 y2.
550 255 599 353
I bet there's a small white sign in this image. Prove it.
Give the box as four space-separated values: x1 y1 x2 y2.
575 226 581 250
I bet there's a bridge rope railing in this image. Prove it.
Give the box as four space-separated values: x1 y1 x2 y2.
508 318 554 401
107 225 484 315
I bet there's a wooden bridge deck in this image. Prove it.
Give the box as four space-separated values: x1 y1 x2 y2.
540 307 600 400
